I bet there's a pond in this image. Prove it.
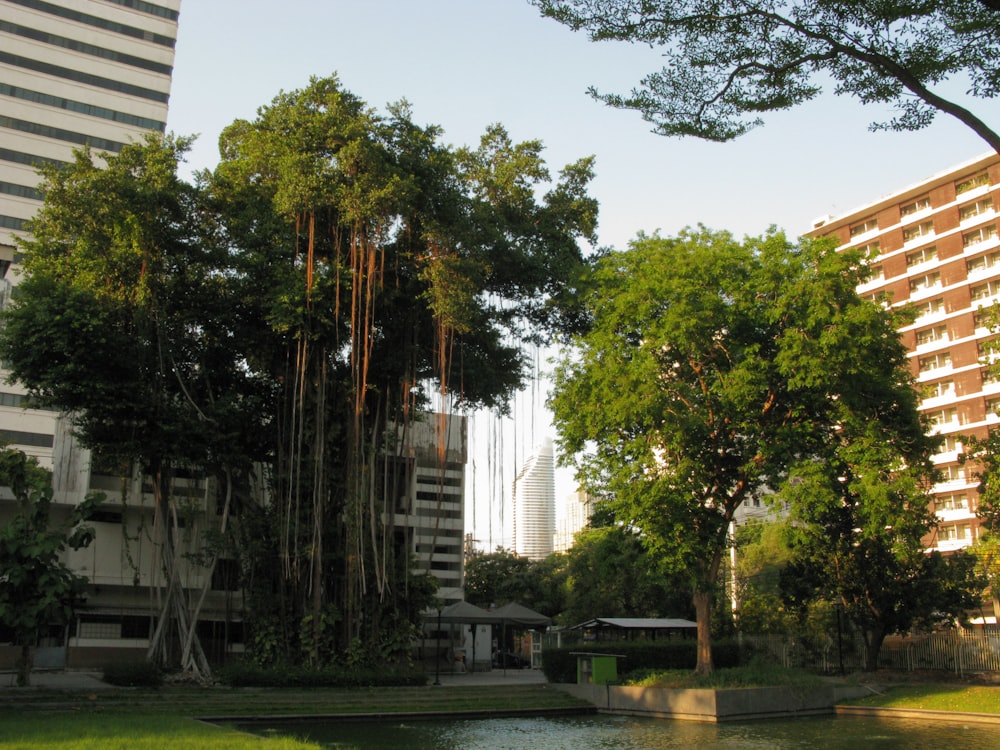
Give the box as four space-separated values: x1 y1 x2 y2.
240 713 996 749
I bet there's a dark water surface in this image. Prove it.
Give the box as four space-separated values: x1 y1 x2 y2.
241 713 996 749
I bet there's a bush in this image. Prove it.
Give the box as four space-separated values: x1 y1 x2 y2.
542 639 741 684
101 660 163 688
215 661 427 688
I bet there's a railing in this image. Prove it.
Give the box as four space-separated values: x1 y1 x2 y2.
743 630 1000 675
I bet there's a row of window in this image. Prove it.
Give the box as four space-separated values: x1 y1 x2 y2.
849 171 992 238
0 114 126 153
864 225 999 286
1 19 173 75
0 50 170 103
8 0 177 48
1 82 166 132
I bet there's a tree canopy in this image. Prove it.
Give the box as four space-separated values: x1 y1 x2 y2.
0 75 598 673
550 227 928 673
532 0 1000 152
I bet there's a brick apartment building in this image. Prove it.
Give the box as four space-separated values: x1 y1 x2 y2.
809 152 1000 553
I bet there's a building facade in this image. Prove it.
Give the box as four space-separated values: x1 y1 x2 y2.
809 152 1000 553
512 438 555 560
1 0 179 464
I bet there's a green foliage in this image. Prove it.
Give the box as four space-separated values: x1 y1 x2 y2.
626 658 824 689
550 228 921 673
101 660 164 688
561 524 693 626
0 448 99 686
214 661 427 688
778 408 979 669
0 73 597 671
541 640 740 683
532 0 1000 152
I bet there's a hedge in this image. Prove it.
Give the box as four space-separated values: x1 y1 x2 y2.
214 662 428 688
541 640 741 683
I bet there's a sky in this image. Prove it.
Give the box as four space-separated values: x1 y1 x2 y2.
166 0 1000 550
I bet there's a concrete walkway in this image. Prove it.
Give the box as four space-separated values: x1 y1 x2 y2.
1 670 113 690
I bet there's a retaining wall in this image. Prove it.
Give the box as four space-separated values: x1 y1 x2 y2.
555 683 872 722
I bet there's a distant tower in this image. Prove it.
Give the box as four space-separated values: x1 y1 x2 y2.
513 439 555 560
553 489 594 553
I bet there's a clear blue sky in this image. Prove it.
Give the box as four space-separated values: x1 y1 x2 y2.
166 0 1000 549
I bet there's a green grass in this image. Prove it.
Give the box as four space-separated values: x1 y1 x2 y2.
0 683 588 748
0 713 320 750
626 662 826 689
840 683 1000 714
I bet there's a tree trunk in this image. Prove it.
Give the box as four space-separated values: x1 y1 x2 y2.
693 588 714 676
863 628 887 672
15 643 34 687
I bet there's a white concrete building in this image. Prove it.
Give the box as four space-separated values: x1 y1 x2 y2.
512 438 555 560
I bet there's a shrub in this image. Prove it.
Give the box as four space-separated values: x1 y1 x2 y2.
214 661 427 688
542 639 741 683
101 659 163 688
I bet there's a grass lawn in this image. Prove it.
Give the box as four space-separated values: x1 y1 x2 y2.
0 683 588 748
0 712 320 750
840 683 1000 714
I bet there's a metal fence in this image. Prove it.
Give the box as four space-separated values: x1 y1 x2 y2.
743 631 1000 675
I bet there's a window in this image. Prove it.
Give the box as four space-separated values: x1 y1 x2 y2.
915 325 948 346
924 379 954 399
938 462 965 481
938 435 963 453
960 197 994 221
987 396 1000 415
967 250 1000 275
971 279 1000 301
918 351 951 372
850 217 878 237
906 245 937 267
974 308 998 330
936 493 967 511
956 172 990 195
856 241 881 258
909 272 941 294
900 196 931 217
914 297 944 320
865 264 884 283
963 225 998 248
903 221 935 243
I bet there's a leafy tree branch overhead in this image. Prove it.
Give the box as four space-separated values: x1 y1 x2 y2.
532 0 1000 152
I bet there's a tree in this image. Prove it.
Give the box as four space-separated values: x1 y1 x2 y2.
0 136 262 679
208 75 597 664
464 548 534 608
562 522 693 627
532 1 1000 152
550 228 923 674
0 448 98 686
778 421 978 671
730 521 797 634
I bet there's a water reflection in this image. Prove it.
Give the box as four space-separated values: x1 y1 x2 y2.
244 713 997 750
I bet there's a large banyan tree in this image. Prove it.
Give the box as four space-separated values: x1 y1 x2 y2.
209 75 597 665
0 75 597 673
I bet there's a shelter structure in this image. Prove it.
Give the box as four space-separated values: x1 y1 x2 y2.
570 617 697 642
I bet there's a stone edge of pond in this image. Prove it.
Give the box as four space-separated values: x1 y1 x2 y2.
553 683 875 722
834 705 1000 726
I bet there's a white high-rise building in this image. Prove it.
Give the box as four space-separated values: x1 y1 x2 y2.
512 438 555 560
1 0 180 466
